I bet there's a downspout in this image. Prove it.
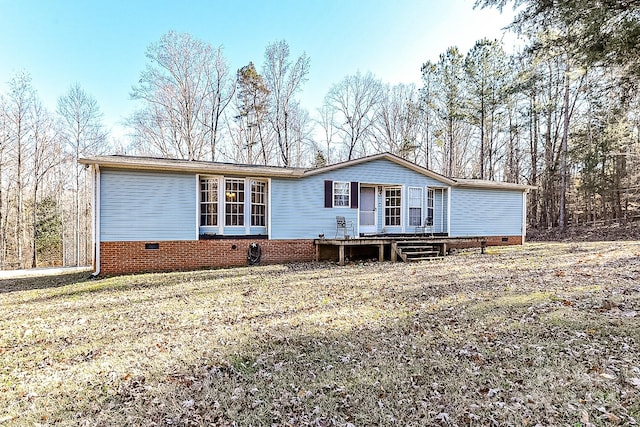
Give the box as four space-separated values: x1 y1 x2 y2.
522 191 527 243
267 178 272 239
447 187 452 236
91 165 101 276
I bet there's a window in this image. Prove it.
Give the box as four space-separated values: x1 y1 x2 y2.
225 178 245 226
408 187 423 227
427 188 435 226
251 180 267 226
384 187 401 226
200 178 218 226
333 181 350 207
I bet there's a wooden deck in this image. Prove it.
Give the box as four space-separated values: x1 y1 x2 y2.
314 236 488 265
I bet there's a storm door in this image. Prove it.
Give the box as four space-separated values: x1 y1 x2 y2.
359 186 377 234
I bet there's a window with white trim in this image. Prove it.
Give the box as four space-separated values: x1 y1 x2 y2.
384 187 401 226
200 178 218 226
225 178 245 226
333 181 350 207
251 180 267 226
408 187 423 227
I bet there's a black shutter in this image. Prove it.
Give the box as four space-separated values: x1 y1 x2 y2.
350 182 359 208
324 180 333 208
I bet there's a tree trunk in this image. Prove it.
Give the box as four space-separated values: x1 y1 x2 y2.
559 59 571 231
31 182 38 268
480 97 485 179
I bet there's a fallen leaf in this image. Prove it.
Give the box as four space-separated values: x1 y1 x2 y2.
628 377 640 388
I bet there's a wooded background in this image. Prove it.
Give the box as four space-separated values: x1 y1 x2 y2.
1 0 638 269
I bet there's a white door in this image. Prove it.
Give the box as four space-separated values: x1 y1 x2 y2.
359 186 377 234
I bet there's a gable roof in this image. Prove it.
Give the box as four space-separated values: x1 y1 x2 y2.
301 152 457 185
79 153 535 191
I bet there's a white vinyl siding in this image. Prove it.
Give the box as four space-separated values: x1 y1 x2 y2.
449 187 523 236
100 170 196 241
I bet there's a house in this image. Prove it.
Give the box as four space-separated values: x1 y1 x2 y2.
79 153 534 275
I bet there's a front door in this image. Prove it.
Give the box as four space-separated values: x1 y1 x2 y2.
359 186 377 234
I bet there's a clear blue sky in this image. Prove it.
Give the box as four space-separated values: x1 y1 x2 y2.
0 0 514 142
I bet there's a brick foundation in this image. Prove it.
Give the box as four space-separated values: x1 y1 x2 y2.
438 235 523 251
99 239 316 275
485 235 523 246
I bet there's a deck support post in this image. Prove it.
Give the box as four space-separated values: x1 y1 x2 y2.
339 244 345 266
378 244 384 262
391 242 397 262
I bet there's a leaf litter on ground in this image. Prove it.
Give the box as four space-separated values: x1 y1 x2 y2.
0 240 639 425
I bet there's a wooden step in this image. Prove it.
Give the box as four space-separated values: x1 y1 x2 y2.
409 256 445 261
405 250 441 256
399 245 439 250
392 241 446 262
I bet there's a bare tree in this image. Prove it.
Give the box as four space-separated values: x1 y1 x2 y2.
373 83 423 161
262 40 310 166
131 31 232 161
286 102 314 167
324 72 383 160
0 95 8 267
316 104 337 164
203 48 235 161
57 83 107 266
6 71 35 267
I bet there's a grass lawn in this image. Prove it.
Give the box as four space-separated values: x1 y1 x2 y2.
1 241 639 426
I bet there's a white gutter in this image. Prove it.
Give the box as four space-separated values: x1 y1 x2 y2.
91 165 101 276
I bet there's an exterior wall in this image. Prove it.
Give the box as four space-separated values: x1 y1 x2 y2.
270 159 449 239
101 169 197 242
449 187 524 237
100 239 315 275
